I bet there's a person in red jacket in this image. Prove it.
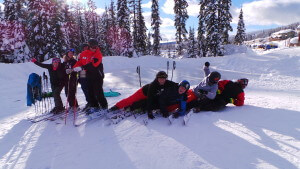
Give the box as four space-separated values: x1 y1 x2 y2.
73 39 107 113
199 78 248 111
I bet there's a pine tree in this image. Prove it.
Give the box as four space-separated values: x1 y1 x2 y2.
197 0 207 57
146 32 152 55
174 0 189 56
73 1 86 44
135 0 147 55
151 0 161 56
187 27 197 58
99 7 111 56
1 0 29 62
218 0 232 44
234 8 246 45
117 0 133 57
205 0 222 56
86 0 99 40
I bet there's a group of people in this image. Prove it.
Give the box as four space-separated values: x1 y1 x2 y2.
108 61 248 119
32 38 249 119
32 39 107 114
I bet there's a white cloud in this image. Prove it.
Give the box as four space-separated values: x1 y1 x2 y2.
160 27 176 42
161 17 174 27
162 0 199 17
240 0 300 26
142 1 152 8
95 8 105 15
143 11 174 31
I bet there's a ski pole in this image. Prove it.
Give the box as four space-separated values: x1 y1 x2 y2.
73 75 79 125
171 61 176 81
43 72 49 112
167 61 169 77
64 75 71 125
136 66 141 87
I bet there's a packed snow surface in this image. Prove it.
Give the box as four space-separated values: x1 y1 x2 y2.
0 46 299 169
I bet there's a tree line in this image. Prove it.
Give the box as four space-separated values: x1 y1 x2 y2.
0 0 246 63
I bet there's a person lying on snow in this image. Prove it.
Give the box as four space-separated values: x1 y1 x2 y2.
159 80 190 119
31 57 66 114
108 71 177 119
185 71 221 112
197 78 249 112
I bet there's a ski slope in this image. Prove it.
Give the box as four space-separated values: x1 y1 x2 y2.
0 46 299 169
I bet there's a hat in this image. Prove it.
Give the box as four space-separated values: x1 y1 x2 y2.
237 78 248 89
179 80 190 90
208 71 221 84
52 57 61 63
156 71 168 79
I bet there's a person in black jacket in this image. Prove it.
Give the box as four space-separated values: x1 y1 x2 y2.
64 49 78 109
31 57 66 114
159 80 190 118
108 71 177 119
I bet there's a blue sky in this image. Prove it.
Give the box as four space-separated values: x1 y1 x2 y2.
1 0 299 41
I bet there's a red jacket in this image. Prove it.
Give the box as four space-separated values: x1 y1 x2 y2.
73 48 103 68
218 80 245 106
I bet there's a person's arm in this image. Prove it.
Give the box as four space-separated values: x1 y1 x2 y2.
91 48 103 67
206 84 218 100
146 82 157 113
203 66 210 77
34 61 51 69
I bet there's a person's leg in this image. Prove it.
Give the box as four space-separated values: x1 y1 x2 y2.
94 78 108 109
115 88 147 109
52 85 64 111
68 79 78 107
87 78 98 108
79 77 90 104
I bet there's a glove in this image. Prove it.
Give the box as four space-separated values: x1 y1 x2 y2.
162 112 169 118
92 57 99 63
198 89 208 95
148 112 155 119
31 58 37 63
73 67 82 72
228 98 234 104
66 69 73 74
217 89 221 94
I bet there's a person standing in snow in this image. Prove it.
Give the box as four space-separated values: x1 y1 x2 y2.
77 43 90 111
73 39 107 113
186 71 221 112
31 57 66 114
203 61 210 77
64 49 78 109
199 78 249 112
108 71 178 119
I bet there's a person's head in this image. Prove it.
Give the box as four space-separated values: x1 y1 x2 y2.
52 57 61 69
81 43 89 52
237 78 249 89
88 39 98 52
178 80 190 94
208 71 221 85
156 71 168 85
66 49 75 59
205 62 210 67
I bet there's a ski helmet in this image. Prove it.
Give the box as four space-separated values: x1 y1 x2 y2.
81 43 89 51
156 71 168 79
52 57 61 63
88 39 98 47
205 62 210 67
208 71 221 84
237 78 248 89
179 80 190 90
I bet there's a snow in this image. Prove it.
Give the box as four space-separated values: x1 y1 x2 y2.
290 37 298 44
0 46 300 169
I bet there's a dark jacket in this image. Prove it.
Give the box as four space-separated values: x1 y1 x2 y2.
34 61 66 88
159 85 187 116
64 58 78 83
217 80 245 106
142 79 177 112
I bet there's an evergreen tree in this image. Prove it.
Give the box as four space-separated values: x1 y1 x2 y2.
151 0 161 56
218 0 232 44
205 0 222 56
73 1 86 44
234 8 246 45
197 0 207 57
146 32 152 55
106 0 118 56
174 0 189 56
117 0 133 57
135 0 147 55
187 27 197 58
99 7 111 56
86 0 99 40
1 0 29 62
128 0 137 53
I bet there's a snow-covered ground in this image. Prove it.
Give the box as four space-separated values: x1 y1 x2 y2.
0 46 299 169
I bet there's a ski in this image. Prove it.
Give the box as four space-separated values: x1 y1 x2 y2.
183 111 192 125
74 110 107 127
105 111 133 125
29 112 64 123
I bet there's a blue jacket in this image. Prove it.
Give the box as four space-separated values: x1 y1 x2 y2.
27 73 42 106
